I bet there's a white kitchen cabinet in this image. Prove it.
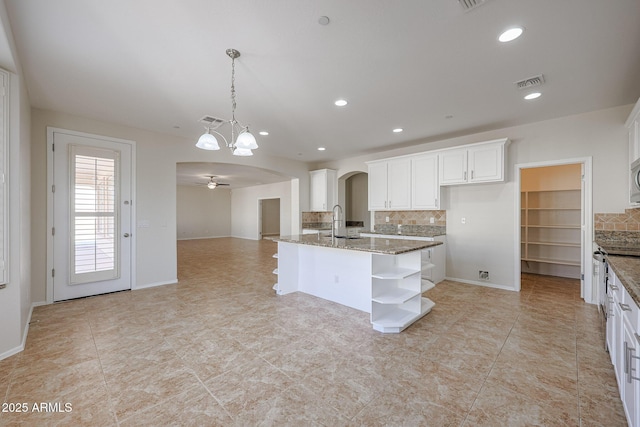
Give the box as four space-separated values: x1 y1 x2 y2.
309 169 336 211
627 98 640 205
439 138 508 186
622 316 639 427
606 266 640 427
411 153 440 209
439 148 467 185
627 97 640 166
367 158 411 211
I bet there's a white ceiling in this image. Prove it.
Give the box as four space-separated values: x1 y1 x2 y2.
5 0 640 186
175 162 291 188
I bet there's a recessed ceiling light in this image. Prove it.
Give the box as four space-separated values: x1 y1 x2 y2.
259 131 269 136
318 147 326 151
393 128 403 133
334 99 348 107
498 27 524 43
524 92 541 100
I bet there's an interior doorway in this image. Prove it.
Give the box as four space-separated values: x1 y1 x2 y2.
344 172 369 230
515 157 594 303
259 198 280 239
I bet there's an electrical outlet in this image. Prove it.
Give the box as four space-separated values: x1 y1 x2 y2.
430 217 435 224
385 216 390 223
479 271 489 281
461 217 466 224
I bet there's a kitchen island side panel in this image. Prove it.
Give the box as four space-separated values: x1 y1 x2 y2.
297 244 373 313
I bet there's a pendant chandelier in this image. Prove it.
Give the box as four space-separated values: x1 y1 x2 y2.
196 48 258 156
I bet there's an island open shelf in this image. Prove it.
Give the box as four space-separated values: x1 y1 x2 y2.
274 234 441 333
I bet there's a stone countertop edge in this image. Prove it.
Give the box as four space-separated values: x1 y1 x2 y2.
362 231 447 238
274 234 443 255
604 255 640 308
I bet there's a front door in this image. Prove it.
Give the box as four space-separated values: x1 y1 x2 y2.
50 129 133 301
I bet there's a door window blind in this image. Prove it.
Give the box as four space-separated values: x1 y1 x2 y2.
69 145 120 284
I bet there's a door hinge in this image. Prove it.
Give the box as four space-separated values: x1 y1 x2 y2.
52 184 55 193
581 273 584 280
52 143 55 152
52 227 55 236
52 268 55 278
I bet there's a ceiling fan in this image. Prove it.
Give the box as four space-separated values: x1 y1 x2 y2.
201 175 230 189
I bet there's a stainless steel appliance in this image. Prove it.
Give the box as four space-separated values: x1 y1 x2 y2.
631 158 640 203
593 246 608 349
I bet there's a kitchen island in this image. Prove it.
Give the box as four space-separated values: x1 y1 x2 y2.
273 234 443 333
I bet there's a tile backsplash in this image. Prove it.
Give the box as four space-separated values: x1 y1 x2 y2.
302 211 332 224
374 210 446 227
595 208 640 231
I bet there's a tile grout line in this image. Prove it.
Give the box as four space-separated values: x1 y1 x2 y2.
460 311 522 426
87 318 121 427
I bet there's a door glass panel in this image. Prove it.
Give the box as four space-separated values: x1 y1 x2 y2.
69 145 120 284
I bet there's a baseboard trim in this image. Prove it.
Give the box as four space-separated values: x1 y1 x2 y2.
133 279 178 290
0 302 40 361
177 235 231 241
444 276 517 292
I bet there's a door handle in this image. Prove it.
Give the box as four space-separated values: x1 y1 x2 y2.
124 233 130 238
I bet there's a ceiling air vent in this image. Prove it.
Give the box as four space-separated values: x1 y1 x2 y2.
458 0 488 12
514 74 545 90
199 115 225 126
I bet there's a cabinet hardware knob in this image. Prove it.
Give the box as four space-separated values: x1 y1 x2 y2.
610 284 619 291
124 233 130 238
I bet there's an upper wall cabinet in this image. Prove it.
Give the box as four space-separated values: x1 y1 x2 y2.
411 153 440 210
439 138 509 186
367 137 509 211
309 169 337 211
627 97 640 165
368 158 411 211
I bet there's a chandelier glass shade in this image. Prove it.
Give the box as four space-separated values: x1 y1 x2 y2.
196 48 258 156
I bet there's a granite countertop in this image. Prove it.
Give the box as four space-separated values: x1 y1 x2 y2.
603 255 640 307
274 234 442 255
595 233 640 306
596 242 640 257
363 230 446 238
302 226 362 231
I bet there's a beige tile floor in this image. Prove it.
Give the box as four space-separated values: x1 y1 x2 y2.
0 237 629 426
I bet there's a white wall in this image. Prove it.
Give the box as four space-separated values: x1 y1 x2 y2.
0 1 31 359
176 185 231 239
30 108 309 302
231 181 292 240
315 104 632 290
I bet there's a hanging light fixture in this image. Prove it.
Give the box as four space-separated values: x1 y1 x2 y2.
196 48 258 156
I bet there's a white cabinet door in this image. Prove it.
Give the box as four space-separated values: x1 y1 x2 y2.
630 119 639 164
387 158 411 210
310 170 326 211
622 316 639 427
309 169 336 211
368 162 388 210
439 148 467 185
468 143 503 183
412 154 439 209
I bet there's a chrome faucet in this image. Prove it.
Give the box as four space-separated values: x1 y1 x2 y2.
331 204 343 243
